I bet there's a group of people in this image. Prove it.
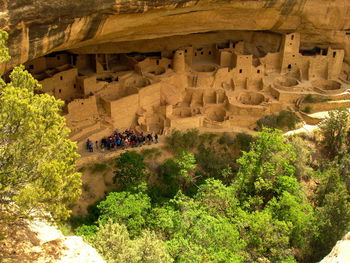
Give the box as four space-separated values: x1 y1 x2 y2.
86 129 159 153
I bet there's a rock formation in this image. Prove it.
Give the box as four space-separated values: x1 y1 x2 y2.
0 220 105 263
319 232 350 263
15 31 350 152
1 0 350 73
1 0 350 152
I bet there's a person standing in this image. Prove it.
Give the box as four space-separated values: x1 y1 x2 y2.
89 140 93 152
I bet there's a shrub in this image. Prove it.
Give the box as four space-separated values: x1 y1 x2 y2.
90 162 108 173
92 221 173 263
76 224 99 242
302 106 312 113
303 94 316 103
113 151 147 190
97 190 151 236
235 133 253 152
157 159 181 198
82 183 90 192
78 166 86 173
257 110 301 131
141 148 162 160
165 129 200 153
276 110 301 129
257 115 278 130
319 109 349 158
219 133 235 146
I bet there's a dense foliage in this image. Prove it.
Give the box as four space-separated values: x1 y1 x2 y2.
0 31 81 226
73 123 350 263
256 110 301 131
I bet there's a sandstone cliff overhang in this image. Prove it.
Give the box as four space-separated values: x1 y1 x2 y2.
1 0 350 72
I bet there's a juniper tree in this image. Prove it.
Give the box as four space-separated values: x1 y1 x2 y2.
0 30 81 227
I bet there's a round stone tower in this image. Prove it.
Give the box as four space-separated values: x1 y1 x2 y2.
173 50 185 73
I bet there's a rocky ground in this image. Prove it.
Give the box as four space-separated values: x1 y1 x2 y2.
0 220 105 263
319 232 350 263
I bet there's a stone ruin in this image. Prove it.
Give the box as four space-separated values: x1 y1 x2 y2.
22 32 350 150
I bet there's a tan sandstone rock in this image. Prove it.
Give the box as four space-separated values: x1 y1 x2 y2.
319 232 350 263
1 0 350 72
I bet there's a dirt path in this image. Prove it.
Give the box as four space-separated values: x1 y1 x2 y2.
77 139 166 167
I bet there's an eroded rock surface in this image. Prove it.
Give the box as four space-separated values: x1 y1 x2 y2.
1 0 350 71
0 220 105 263
319 232 350 263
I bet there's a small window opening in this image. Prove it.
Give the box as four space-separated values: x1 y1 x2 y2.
291 35 294 40
81 102 84 105
288 64 292 70
209 51 212 55
194 52 197 56
185 49 187 53
333 52 336 58
239 69 243 73
257 70 260 74
168 64 171 68
156 60 159 65
58 89 62 93
201 52 204 55
60 76 63 80
29 65 34 70
74 84 76 89
57 55 60 60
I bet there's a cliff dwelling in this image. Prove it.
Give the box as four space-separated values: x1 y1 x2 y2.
22 32 350 151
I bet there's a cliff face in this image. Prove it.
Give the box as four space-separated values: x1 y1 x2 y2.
319 232 350 263
0 219 105 263
1 0 350 71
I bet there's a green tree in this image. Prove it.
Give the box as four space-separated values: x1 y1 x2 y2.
160 192 245 263
97 188 151 236
174 151 198 191
287 136 315 180
194 179 298 262
93 220 173 263
0 31 81 226
0 31 10 64
309 167 350 261
234 128 314 254
113 151 147 190
157 158 181 199
338 154 350 193
235 128 297 208
165 129 200 154
319 109 349 158
76 224 99 243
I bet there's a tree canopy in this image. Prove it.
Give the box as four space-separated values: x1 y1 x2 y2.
0 30 81 226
